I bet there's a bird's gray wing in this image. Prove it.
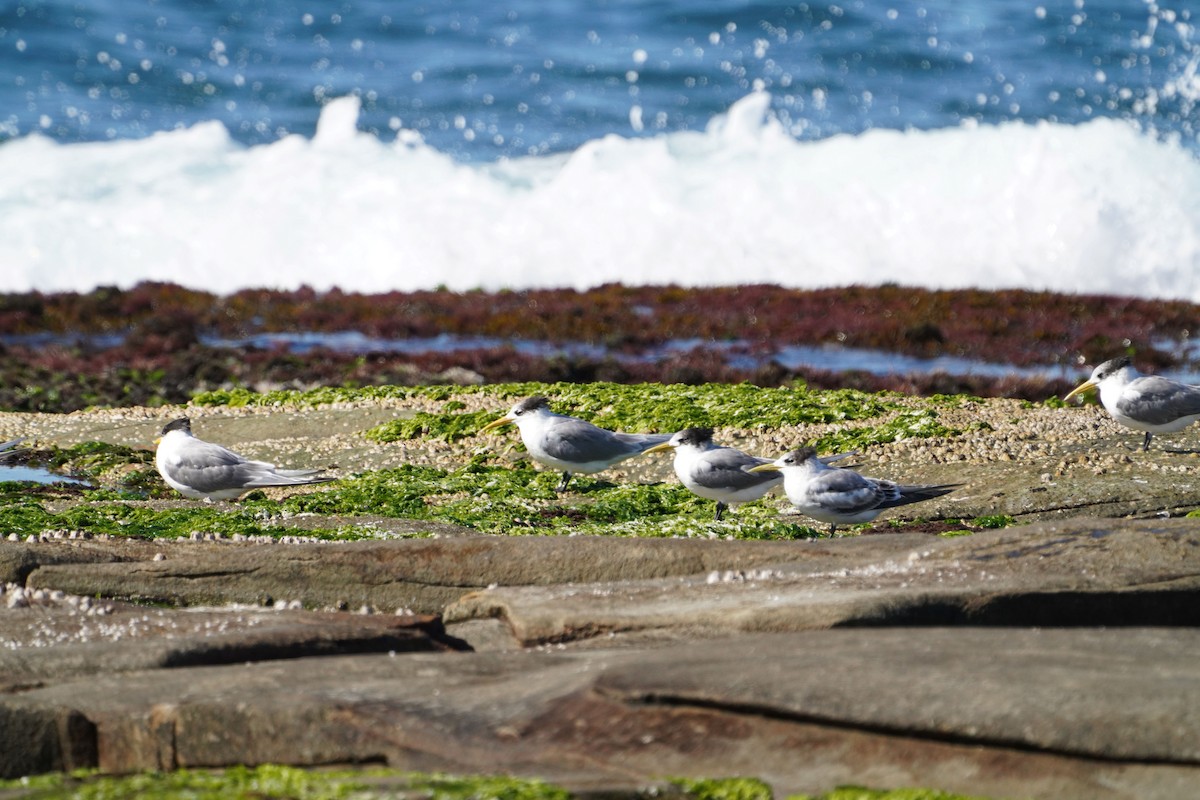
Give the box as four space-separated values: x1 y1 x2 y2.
163 439 257 493
806 468 885 515
689 449 780 492
612 431 673 451
0 438 25 460
541 419 641 463
1117 378 1200 425
168 440 322 492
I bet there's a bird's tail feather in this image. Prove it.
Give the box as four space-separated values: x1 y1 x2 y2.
883 483 961 509
273 468 326 478
247 474 335 488
614 432 673 450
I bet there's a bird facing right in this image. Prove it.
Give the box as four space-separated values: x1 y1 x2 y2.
1064 356 1200 451
748 446 960 535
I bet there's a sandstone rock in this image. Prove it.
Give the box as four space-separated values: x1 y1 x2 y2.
3 629 1199 799
445 519 1200 646
17 536 844 615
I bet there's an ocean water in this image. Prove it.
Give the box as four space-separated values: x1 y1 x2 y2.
2 0 1199 300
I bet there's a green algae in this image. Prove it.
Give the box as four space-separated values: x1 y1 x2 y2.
788 788 995 800
0 382 966 543
197 381 918 434
971 514 1016 529
193 384 424 408
0 498 352 541
2 441 161 497
282 463 823 540
0 459 830 542
366 409 498 443
672 777 773 800
562 775 1003 800
0 768 998 800
42 441 153 476
0 766 571 800
346 382 959 453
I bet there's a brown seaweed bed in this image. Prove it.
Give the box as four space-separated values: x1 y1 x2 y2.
1 281 1197 413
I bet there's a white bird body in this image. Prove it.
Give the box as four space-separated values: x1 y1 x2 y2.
647 428 782 520
155 418 331 501
750 447 959 534
1066 357 1200 450
481 396 669 491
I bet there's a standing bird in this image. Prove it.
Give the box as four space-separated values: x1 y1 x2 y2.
646 427 857 521
0 438 25 460
479 396 670 492
645 427 784 521
748 446 960 535
1064 356 1200 451
155 417 333 501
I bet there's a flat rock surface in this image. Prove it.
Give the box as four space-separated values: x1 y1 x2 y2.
3 628 1199 800
446 518 1200 644
3 401 1200 798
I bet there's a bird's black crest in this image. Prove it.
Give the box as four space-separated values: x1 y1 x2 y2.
1096 356 1132 377
677 427 714 446
161 417 192 435
781 446 818 465
513 396 552 415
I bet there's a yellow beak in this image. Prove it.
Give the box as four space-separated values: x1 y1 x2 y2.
480 416 514 433
1063 379 1098 402
644 442 675 454
747 463 781 473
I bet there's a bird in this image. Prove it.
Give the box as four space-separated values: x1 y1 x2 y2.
479 396 670 492
154 417 333 501
646 427 857 521
645 427 783 521
0 438 25 460
1064 356 1200 451
748 446 960 535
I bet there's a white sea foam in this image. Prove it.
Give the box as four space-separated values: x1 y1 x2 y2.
2 93 1199 300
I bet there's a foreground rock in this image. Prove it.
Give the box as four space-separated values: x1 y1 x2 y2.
3 520 1200 799
6 519 1199 644
3 627 1198 800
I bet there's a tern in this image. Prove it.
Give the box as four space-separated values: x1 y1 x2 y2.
645 427 783 520
749 446 959 535
155 417 333 501
647 427 857 521
1064 356 1200 451
0 438 25 460
480 396 670 492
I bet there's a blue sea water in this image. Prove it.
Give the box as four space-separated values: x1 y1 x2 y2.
2 0 1199 299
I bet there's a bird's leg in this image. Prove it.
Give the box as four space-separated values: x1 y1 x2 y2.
1143 432 1153 452
714 501 727 522
827 523 837 537
556 471 573 493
